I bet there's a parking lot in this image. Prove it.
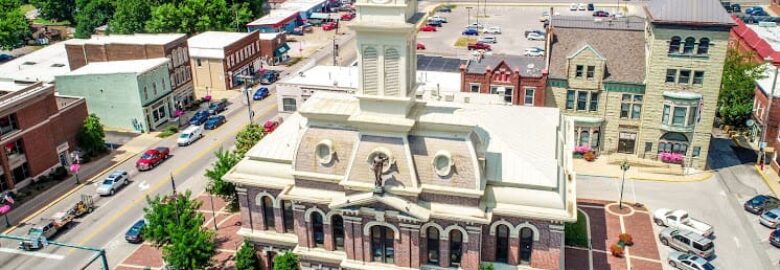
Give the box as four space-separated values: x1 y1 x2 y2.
416 4 633 58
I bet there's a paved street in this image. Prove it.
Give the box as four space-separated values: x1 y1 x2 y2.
577 135 777 270
0 87 280 270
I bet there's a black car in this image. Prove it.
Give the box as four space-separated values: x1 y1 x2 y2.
260 71 279 85
745 194 780 214
438 6 451 13
0 54 14 63
587 3 594 11
125 220 145 244
208 102 227 115
771 229 780 248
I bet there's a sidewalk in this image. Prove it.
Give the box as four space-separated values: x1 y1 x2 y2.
755 165 780 198
1 133 162 233
574 156 712 182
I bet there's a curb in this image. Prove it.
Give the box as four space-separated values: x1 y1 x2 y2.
576 170 713 183
754 165 780 197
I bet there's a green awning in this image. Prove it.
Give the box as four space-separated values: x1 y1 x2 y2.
274 43 290 56
309 13 331 20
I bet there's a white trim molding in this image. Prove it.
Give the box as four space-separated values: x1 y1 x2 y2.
419 222 445 238
255 191 280 208
516 222 540 242
304 207 328 224
489 219 517 238
363 221 401 240
443 225 470 243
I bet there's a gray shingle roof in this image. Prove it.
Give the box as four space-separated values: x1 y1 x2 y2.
548 23 646 83
551 15 645 30
464 54 545 77
645 0 735 26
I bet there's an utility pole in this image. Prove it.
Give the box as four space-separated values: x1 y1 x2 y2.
332 35 339 66
237 74 256 124
760 57 778 171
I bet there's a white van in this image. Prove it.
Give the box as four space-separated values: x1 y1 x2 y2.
177 125 203 146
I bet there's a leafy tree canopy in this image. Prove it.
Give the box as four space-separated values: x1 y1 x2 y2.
31 0 76 24
234 240 261 270
205 148 240 211
719 49 766 127
235 124 264 157
162 223 215 270
74 0 114 38
0 0 30 50
143 190 204 246
109 0 154 34
77 114 106 156
273 252 299 270
145 0 251 34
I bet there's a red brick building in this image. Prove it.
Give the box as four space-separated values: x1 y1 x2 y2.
259 32 291 66
63 34 194 108
0 81 87 191
459 55 547 106
753 66 780 172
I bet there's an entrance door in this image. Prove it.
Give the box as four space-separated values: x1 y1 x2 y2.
618 132 637 154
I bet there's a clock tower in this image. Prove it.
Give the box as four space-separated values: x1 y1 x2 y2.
348 0 418 121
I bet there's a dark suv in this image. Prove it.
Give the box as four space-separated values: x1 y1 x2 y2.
208 102 227 115
745 195 780 214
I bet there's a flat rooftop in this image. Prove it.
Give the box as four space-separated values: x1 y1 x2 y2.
0 43 70 83
748 24 780 51
247 9 299 26
188 31 253 59
64 33 186 45
282 65 358 88
63 58 169 76
757 63 780 97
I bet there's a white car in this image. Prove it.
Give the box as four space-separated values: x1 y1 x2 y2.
478 36 497 44
578 3 587 10
177 125 204 146
467 22 484 29
527 32 545 41
96 170 129 196
653 208 714 237
429 16 447 23
524 47 545 56
570 3 577 11
483 26 501 34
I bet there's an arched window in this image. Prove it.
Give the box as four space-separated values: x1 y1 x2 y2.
495 225 509 263
312 212 324 247
384 48 400 96
371 226 395 263
579 131 590 146
669 36 681 53
519 228 534 265
659 132 689 154
332 215 345 250
262 196 275 230
683 37 696 54
362 47 378 95
282 200 294 233
697 38 710 55
426 227 440 264
449 230 463 267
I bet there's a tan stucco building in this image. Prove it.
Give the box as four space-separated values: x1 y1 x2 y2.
187 31 262 98
545 0 734 170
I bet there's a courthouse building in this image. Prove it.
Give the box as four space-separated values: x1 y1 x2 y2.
224 0 577 269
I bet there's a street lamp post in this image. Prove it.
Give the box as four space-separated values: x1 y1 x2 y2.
237 75 255 124
619 160 630 210
208 189 219 231
760 57 778 171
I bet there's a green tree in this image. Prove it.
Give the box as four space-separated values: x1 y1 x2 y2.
229 2 254 32
205 148 240 211
74 0 114 38
234 240 260 270
273 252 299 270
719 49 766 127
31 0 76 23
162 223 215 270
235 124 264 157
77 114 106 157
145 0 245 34
230 0 265 18
110 0 154 34
142 190 204 246
480 263 495 270
0 0 29 50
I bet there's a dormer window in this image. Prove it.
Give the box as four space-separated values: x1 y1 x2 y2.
316 139 334 164
432 150 454 177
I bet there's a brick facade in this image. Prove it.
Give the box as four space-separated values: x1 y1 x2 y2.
460 59 548 106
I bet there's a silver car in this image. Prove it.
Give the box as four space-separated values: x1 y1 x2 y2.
667 251 716 270
659 227 714 258
760 208 780 228
478 36 497 44
96 170 129 196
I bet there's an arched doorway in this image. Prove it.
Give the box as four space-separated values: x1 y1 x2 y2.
519 227 534 265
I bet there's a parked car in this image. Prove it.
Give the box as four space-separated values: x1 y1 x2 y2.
253 87 270 100
524 47 545 57
540 11 550 22
570 3 577 11
462 28 479 36
437 6 452 12
478 36 497 44
420 25 437 32
667 251 716 270
732 3 742 13
761 208 780 228
264 118 283 133
467 22 484 29
578 3 587 10
96 170 129 196
323 21 338 31
744 194 780 214
261 71 279 85
429 16 447 23
136 147 170 171
125 220 146 244
593 10 609 17
746 6 765 16
587 3 594 11
770 228 780 248
341 12 355 21
659 227 715 259
189 110 210 125
416 43 426 50
204 115 227 130
177 125 204 146
482 26 501 34
0 54 14 62
208 101 227 115
525 29 545 37
467 42 491 51
427 20 442 27
527 32 545 41
653 208 714 237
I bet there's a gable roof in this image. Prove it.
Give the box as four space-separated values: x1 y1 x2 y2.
567 44 606 60
330 192 431 221
645 0 735 26
464 54 545 77
549 18 646 83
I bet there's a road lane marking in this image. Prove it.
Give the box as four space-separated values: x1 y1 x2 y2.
72 103 278 250
138 181 150 191
734 236 741 248
0 248 64 260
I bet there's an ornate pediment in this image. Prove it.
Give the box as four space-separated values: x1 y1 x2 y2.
329 192 430 222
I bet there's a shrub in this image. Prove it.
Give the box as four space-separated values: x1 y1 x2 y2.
220 98 228 104
158 126 179 138
619 233 633 246
36 175 49 183
273 252 299 270
610 243 624 257
583 151 596 162
480 263 495 270
54 166 69 180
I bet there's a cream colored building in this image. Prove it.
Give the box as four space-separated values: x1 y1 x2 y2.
545 0 734 170
187 31 262 98
223 0 577 269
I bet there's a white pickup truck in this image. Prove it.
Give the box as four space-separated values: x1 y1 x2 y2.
653 208 714 237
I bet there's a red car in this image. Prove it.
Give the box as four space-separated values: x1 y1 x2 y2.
416 43 426 50
419 25 437 32
323 22 338 31
136 147 170 171
341 12 355 21
467 42 491 51
264 118 284 134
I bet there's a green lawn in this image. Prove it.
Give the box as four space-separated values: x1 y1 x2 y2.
564 211 589 248
33 18 71 26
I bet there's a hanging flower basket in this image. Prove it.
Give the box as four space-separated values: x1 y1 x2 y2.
659 152 684 164
573 145 591 158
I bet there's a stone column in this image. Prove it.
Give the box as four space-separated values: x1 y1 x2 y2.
324 223 334 250
438 239 450 268
274 205 285 234
352 218 365 262
481 229 495 262
462 226 482 270
419 230 428 266
237 188 251 230
293 204 308 247
409 227 421 268
508 235 519 265
531 225 563 270
399 228 411 268
306 216 315 247
344 220 356 260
